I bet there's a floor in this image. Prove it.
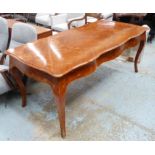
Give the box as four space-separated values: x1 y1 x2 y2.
0 40 155 141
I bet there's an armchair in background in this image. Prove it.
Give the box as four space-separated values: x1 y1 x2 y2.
0 17 13 95
35 13 56 27
51 13 86 32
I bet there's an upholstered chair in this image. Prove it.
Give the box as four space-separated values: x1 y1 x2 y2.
0 17 9 55
51 13 86 32
85 13 103 23
0 17 12 95
0 23 37 94
35 13 56 27
50 13 68 31
2 23 37 66
9 23 37 49
68 13 113 28
68 13 113 25
84 13 113 24
67 13 85 27
0 22 38 95
5 22 37 66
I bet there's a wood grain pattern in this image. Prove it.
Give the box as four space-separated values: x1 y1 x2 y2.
6 20 147 138
6 20 146 77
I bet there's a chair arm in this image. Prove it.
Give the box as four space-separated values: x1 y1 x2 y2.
68 15 86 29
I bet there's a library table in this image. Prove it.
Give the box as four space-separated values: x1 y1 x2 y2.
6 20 147 138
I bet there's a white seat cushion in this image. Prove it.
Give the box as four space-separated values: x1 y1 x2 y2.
67 13 85 27
0 65 9 72
52 23 68 31
35 15 51 27
0 74 10 95
70 19 85 27
11 23 37 44
87 17 98 23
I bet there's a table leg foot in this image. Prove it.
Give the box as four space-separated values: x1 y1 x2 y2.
56 95 66 138
10 67 27 107
52 83 67 138
134 33 146 73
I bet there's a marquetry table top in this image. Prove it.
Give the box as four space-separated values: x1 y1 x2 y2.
6 20 147 77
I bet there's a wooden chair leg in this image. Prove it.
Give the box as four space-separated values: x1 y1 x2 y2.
10 67 27 107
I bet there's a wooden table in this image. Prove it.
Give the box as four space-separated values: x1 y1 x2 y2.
6 20 147 138
7 19 52 39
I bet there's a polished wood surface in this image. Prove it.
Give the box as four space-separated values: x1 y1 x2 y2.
6 20 146 77
6 20 147 138
7 19 52 39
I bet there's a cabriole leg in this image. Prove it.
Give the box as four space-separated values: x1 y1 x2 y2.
52 82 67 138
134 33 146 72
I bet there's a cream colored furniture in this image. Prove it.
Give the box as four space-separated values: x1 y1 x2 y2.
67 13 85 27
0 17 9 55
0 22 38 95
51 13 85 32
9 23 37 49
86 13 113 23
35 13 56 27
0 17 11 95
50 13 68 31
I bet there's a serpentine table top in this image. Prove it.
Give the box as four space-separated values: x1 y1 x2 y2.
6 20 146 77
6 20 147 138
